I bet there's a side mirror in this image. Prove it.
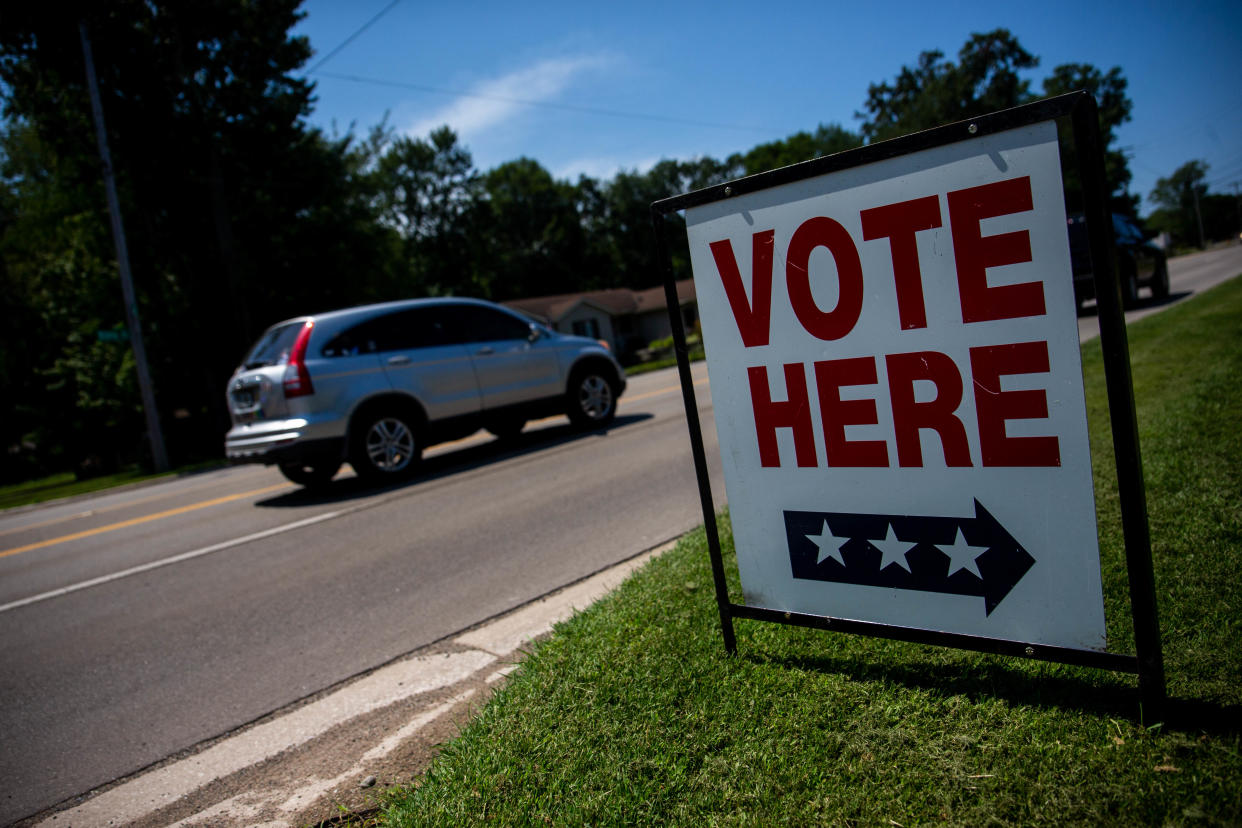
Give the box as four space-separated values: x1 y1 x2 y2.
528 323 544 342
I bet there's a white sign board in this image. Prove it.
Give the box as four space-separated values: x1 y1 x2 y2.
685 121 1107 651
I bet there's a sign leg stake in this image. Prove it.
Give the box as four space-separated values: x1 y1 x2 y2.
1072 95 1167 721
652 206 737 655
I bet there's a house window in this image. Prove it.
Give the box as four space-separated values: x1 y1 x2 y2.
572 318 601 339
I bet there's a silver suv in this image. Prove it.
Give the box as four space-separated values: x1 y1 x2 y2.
224 298 626 487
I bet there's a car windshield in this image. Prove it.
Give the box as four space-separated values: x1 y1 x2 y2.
1112 215 1146 245
242 322 304 369
506 306 552 336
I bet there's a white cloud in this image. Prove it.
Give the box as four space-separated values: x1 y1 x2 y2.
552 155 660 182
404 55 609 140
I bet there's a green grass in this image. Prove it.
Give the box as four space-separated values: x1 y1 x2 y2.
374 278 1242 826
623 347 706 377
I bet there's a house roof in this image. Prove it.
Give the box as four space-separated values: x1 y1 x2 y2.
504 280 695 323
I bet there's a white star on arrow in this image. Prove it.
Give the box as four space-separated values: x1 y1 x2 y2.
940 527 989 579
806 519 849 566
871 523 913 573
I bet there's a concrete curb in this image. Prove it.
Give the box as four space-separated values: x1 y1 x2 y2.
33 539 676 827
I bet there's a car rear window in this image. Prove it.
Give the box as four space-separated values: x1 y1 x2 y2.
242 322 305 368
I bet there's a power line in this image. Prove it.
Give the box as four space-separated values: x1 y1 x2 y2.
304 0 403 76
316 70 776 134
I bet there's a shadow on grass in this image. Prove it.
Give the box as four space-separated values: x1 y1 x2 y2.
253 412 653 508
746 648 1242 735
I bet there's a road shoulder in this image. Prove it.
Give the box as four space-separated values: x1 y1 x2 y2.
25 540 672 828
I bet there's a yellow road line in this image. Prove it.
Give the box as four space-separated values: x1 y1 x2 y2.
621 376 708 405
0 482 292 560
1 376 707 557
0 468 273 539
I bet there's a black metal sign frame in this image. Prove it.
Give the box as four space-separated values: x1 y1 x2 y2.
649 91 1166 718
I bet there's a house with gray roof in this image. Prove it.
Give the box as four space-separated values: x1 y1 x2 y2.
504 280 697 362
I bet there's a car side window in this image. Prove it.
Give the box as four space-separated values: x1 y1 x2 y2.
320 322 378 358
443 304 531 344
370 308 456 351
321 308 454 356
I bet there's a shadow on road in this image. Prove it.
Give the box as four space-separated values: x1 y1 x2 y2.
254 412 654 508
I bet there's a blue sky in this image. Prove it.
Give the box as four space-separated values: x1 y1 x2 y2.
293 0 1242 215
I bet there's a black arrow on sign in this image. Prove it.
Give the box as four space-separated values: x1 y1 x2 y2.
783 500 1035 615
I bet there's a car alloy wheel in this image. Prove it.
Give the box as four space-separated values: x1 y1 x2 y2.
363 417 416 474
569 370 616 427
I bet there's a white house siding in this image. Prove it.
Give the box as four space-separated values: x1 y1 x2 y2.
560 303 617 349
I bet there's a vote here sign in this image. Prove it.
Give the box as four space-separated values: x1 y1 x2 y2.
684 120 1107 651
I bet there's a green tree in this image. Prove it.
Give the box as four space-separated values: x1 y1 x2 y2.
1149 160 1210 248
0 0 400 473
858 29 1039 143
858 30 1136 215
589 160 709 291
727 124 862 176
0 119 136 479
375 126 481 297
477 158 588 299
1041 63 1135 215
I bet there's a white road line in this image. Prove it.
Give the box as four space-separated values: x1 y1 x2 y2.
0 511 343 615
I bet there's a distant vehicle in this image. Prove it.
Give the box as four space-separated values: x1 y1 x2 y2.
1067 213 1170 309
225 298 626 488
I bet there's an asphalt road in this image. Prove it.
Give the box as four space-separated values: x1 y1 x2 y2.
0 363 722 825
1076 244 1242 341
2 244 1239 825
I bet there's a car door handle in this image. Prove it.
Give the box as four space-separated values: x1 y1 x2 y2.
386 355 411 365
476 346 495 356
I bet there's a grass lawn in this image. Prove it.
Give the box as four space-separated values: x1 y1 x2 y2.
374 279 1242 826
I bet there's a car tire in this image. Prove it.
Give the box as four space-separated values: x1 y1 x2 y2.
350 411 421 481
1151 260 1170 300
487 418 526 441
566 367 617 428
278 461 340 489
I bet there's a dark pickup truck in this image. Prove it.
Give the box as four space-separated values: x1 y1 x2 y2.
1067 213 1170 309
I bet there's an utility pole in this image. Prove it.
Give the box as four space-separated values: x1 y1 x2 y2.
1233 182 1241 243
1192 179 1206 249
79 20 170 472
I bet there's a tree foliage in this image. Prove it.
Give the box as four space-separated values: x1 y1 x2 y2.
858 29 1136 213
1041 63 1135 214
727 124 862 176
0 0 395 478
858 30 1039 142
1149 160 1209 213
1146 160 1237 249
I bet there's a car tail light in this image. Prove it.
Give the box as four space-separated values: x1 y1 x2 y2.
282 321 315 398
